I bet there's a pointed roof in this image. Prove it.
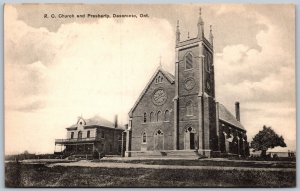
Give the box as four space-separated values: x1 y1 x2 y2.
84 115 115 128
67 115 122 130
218 103 245 131
129 66 175 117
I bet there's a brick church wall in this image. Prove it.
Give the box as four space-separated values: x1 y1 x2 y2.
131 71 175 151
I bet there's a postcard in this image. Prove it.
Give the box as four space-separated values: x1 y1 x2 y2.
4 4 296 187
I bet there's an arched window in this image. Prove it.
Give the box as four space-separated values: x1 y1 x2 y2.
71 132 74 139
157 111 161 122
78 131 82 139
164 110 170 121
205 53 212 72
150 112 154 122
185 53 193 70
142 132 147 143
143 112 147 123
186 101 193 116
87 130 90 138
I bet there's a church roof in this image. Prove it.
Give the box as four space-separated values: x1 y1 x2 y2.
67 115 123 130
218 103 245 131
129 66 175 117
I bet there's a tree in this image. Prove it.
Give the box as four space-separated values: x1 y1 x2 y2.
251 125 286 157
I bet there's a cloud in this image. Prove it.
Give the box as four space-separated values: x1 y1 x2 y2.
4 4 295 154
215 18 294 104
214 9 295 149
5 5 175 154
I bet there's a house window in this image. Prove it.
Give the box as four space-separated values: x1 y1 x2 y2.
186 101 193 116
157 111 161 122
142 132 147 143
101 130 105 138
78 131 82 139
164 110 170 121
143 112 147 123
87 130 90 138
150 112 154 122
185 53 193 70
71 132 74 139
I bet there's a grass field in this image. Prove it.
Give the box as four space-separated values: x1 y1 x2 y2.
5 160 296 188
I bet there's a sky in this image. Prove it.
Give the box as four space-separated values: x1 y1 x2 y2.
4 4 295 154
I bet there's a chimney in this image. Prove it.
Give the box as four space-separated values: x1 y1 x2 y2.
114 115 118 128
235 102 240 122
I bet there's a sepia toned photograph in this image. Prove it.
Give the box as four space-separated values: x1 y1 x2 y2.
4 3 296 187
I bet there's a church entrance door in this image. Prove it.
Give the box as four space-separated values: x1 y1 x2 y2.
185 127 196 150
190 133 195 149
154 130 164 150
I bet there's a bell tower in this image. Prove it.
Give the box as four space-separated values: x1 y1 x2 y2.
173 8 218 157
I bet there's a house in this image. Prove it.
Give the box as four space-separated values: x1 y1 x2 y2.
55 115 125 159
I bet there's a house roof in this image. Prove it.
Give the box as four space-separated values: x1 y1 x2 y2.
218 103 245 131
128 65 175 117
66 115 124 130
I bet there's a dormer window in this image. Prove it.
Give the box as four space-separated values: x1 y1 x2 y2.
185 52 193 70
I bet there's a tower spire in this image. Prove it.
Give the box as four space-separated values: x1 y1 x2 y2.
176 20 181 44
197 7 204 39
209 25 214 46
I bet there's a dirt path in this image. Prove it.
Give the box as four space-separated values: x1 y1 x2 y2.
47 160 295 172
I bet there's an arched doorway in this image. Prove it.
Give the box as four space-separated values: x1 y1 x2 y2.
184 127 196 150
154 130 164 150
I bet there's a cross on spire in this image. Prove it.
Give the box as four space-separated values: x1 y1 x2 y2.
209 25 214 46
159 55 162 67
176 20 181 44
197 7 204 38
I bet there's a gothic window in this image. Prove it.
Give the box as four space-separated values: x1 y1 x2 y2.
150 112 154 122
142 132 147 143
156 75 164 84
164 110 170 121
185 53 193 70
205 53 211 72
143 112 147 123
71 132 74 139
87 130 90 138
157 111 161 122
186 101 193 116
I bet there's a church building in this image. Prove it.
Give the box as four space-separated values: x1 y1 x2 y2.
125 9 249 158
